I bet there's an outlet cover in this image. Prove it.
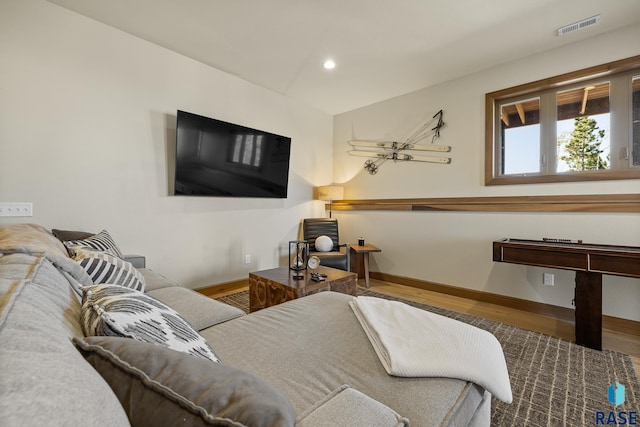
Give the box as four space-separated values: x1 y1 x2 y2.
543 273 555 286
0 202 33 217
244 254 251 264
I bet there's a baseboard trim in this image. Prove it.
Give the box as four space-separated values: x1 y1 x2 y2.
370 271 640 337
196 279 248 297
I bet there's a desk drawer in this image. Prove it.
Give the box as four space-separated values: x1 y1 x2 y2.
499 247 587 271
590 253 640 278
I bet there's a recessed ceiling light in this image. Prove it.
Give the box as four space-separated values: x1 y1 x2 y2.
323 59 336 70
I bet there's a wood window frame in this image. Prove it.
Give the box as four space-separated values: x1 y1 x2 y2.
485 55 640 186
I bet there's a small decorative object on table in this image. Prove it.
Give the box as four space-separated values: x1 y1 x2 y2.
358 237 365 246
289 240 309 279
308 256 326 282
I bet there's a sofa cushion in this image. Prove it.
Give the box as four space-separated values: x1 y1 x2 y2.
200 291 486 426
0 223 69 258
123 254 146 268
81 284 219 362
139 268 180 291
148 286 245 331
74 336 296 427
70 246 145 291
297 385 409 427
64 229 124 258
0 253 130 426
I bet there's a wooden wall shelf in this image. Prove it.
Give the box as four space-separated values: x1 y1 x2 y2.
329 194 640 213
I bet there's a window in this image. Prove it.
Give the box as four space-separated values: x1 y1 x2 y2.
485 55 640 185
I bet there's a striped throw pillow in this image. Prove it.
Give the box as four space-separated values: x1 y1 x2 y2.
64 229 123 258
70 246 145 292
81 284 220 362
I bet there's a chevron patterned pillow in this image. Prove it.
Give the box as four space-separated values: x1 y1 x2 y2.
70 246 145 292
81 284 220 362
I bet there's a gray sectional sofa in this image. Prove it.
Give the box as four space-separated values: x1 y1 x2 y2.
0 224 492 426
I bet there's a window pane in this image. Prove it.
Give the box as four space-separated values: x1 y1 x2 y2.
556 83 610 172
500 99 540 175
557 82 611 172
633 75 640 166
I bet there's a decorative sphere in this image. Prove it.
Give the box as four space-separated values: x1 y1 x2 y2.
315 235 333 252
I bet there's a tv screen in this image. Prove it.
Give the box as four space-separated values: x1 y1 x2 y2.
174 110 291 198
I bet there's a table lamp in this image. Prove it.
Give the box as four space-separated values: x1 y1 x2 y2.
316 185 343 218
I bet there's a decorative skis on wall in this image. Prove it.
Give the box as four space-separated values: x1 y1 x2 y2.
348 110 449 175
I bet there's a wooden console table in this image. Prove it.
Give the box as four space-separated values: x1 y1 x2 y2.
493 238 640 350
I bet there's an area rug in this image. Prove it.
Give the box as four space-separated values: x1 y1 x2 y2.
216 289 639 426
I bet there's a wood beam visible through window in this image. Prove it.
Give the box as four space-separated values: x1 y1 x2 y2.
515 103 525 124
580 86 596 115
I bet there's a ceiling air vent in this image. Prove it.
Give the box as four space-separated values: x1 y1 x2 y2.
557 15 601 36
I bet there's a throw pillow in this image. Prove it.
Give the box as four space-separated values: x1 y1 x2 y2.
52 229 94 242
71 246 146 292
0 224 69 259
314 235 333 252
64 229 124 258
73 336 296 427
81 284 219 362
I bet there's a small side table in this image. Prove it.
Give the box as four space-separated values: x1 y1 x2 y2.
349 243 381 288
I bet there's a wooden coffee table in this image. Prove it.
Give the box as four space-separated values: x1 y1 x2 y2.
249 265 357 312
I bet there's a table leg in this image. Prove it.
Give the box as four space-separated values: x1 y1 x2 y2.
350 251 372 288
363 254 371 288
574 271 602 350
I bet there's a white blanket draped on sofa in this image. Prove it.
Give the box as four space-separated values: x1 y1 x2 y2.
350 296 513 404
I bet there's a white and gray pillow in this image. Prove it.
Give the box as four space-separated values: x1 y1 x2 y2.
81 284 219 362
64 229 124 258
70 246 145 291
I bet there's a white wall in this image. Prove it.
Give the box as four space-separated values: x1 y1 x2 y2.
0 0 333 289
334 23 640 321
1 1 638 320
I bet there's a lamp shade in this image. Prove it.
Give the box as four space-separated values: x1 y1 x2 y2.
316 186 344 201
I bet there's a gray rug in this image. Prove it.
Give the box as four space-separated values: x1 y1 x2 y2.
216 289 639 426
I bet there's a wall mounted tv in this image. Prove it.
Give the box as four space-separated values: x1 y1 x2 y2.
174 110 292 198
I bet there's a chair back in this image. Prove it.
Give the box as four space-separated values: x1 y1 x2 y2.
303 218 340 251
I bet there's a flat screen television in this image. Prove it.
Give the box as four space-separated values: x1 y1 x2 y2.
174 110 292 198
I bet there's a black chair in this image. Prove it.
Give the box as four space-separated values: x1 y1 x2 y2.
302 218 350 271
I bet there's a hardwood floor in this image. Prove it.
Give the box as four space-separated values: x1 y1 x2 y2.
207 278 640 373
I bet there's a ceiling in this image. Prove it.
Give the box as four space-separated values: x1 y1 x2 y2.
47 0 640 115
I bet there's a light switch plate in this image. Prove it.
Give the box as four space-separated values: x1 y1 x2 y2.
0 202 33 217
